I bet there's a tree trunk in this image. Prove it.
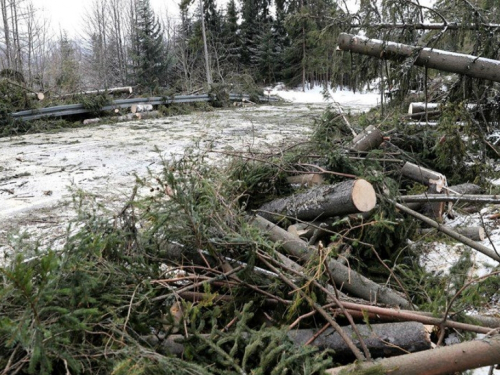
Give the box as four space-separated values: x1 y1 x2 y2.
393 201 500 262
326 335 500 375
350 125 384 152
338 33 500 82
251 215 413 308
401 162 446 189
151 322 431 361
419 226 485 241
134 110 159 120
131 103 153 113
400 194 500 204
256 179 376 223
286 173 325 187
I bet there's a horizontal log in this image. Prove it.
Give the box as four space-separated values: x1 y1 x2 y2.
393 201 500 262
326 335 500 375
419 226 485 241
286 173 325 187
338 33 500 82
82 118 101 125
400 194 500 204
148 322 431 360
134 110 160 120
257 179 376 222
252 215 412 308
131 103 154 113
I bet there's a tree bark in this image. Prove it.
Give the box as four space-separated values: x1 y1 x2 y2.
256 179 376 223
419 226 486 241
393 201 500 262
326 335 500 375
286 173 325 187
401 162 446 190
350 125 384 152
338 33 500 83
251 215 412 308
134 110 159 120
131 103 153 113
400 194 500 204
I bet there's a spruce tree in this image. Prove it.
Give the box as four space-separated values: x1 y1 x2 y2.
129 0 170 90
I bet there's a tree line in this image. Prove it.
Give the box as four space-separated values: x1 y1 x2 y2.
0 0 499 98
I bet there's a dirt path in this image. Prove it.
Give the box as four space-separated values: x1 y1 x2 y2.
0 103 325 252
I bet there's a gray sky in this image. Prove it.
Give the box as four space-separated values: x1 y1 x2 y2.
31 0 180 38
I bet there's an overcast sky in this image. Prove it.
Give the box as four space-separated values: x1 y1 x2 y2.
30 0 181 38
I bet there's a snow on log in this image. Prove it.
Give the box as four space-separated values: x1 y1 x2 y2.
131 103 154 113
256 179 376 222
252 215 413 308
408 102 440 114
338 33 500 82
350 125 384 152
326 334 500 375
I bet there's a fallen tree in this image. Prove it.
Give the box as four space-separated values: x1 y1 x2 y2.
326 334 500 375
256 179 377 222
337 33 500 82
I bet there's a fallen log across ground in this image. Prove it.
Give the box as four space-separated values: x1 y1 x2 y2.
326 334 500 375
337 33 500 82
256 179 376 222
350 125 384 152
251 215 413 308
420 226 486 241
400 194 500 204
393 201 500 262
149 322 431 361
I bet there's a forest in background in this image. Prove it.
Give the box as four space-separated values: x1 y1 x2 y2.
0 0 497 100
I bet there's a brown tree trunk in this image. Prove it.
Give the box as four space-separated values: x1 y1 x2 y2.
326 335 500 375
257 179 376 223
251 215 412 308
338 33 500 82
350 125 384 152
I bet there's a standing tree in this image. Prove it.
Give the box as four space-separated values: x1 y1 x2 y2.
129 0 170 90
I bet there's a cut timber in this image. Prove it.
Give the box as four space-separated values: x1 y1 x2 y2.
257 179 376 222
83 118 101 125
135 110 159 120
338 33 500 83
116 113 136 121
420 226 485 241
401 162 447 190
326 335 500 375
131 103 154 113
286 173 324 187
350 125 384 152
446 183 482 195
252 215 412 308
151 322 430 360
408 102 440 114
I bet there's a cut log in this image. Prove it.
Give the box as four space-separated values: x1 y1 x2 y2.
256 179 376 222
131 103 154 113
338 33 500 83
401 162 447 190
116 113 136 121
83 118 101 125
326 335 500 375
408 102 440 114
446 183 482 195
251 215 413 308
419 226 486 241
286 173 325 187
135 110 159 120
350 125 384 152
148 322 431 361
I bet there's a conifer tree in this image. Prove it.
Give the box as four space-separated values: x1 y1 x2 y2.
129 0 170 90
